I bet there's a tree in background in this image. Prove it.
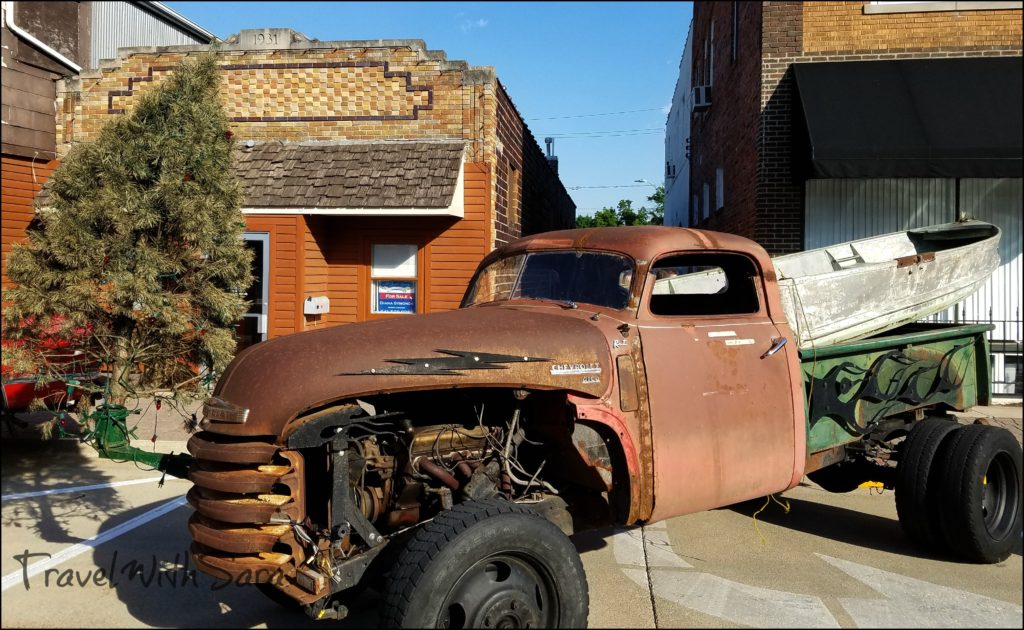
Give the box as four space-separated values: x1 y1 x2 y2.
2 55 252 406
576 185 664 228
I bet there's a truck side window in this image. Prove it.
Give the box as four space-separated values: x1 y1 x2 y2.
650 253 759 316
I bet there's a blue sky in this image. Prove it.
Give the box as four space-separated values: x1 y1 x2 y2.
166 1 693 218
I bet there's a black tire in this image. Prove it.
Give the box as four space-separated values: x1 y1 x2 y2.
381 498 589 629
937 424 1023 564
807 458 877 493
895 418 961 552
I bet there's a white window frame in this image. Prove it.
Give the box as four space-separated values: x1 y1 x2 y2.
370 243 419 315
715 167 725 211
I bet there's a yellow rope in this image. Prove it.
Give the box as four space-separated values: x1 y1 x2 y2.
751 493 791 545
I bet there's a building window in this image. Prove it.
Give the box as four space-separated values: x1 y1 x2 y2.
692 194 699 225
864 1 1022 14
371 243 418 314
709 19 715 87
731 1 738 62
716 167 725 210
702 183 710 220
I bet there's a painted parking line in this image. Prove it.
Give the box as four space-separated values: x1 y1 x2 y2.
610 523 1023 628
818 554 1023 628
1 495 188 592
2 476 185 502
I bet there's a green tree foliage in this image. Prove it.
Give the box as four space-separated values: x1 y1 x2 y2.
576 185 664 228
2 55 252 404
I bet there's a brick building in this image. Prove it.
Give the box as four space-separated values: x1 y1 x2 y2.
46 29 574 347
1 0 215 290
668 1 1022 395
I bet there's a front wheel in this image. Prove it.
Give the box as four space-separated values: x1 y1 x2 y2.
381 498 589 628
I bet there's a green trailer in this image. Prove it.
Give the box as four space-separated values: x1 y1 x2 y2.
801 322 1019 563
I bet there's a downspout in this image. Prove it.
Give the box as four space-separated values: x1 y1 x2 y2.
2 1 81 73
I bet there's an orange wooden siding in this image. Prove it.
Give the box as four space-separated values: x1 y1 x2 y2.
1 156 57 289
246 163 489 337
243 215 300 339
427 162 491 312
299 161 491 328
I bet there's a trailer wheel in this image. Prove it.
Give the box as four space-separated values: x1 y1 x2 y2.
895 418 961 552
938 424 1022 564
380 498 589 629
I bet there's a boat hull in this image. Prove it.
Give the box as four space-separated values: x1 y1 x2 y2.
774 222 1001 349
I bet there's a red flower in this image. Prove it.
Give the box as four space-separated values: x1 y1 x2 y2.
224 130 234 139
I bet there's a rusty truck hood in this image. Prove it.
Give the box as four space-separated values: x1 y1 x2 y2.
210 305 613 437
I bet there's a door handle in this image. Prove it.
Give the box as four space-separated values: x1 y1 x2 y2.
760 337 787 360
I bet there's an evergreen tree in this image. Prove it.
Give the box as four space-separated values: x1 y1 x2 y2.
2 55 252 405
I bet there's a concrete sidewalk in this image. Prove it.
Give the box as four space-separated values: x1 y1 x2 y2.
950 403 1023 444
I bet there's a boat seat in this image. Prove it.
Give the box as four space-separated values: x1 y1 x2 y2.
825 244 864 270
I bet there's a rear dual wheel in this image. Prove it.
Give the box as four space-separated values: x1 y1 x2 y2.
897 419 1022 563
936 424 1022 564
895 418 961 551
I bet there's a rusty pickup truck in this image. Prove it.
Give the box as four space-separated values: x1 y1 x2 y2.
184 226 1022 628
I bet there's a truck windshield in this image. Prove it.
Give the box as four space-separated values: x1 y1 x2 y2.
464 251 634 310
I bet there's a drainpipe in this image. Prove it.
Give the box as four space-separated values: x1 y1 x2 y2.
2 1 81 73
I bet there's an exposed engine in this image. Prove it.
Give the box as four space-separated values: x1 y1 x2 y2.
187 390 614 612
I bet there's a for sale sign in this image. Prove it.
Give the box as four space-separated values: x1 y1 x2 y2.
376 281 416 313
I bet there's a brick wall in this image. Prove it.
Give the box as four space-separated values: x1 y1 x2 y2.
58 40 494 162
757 1 805 254
690 1 762 241
803 2 1023 54
493 81 574 248
756 1 1022 254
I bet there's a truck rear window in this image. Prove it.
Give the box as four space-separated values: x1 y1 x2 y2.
464 251 634 310
649 253 760 316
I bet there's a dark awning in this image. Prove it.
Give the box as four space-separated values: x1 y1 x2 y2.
792 57 1022 178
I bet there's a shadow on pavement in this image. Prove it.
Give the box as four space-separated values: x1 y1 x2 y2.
725 494 951 560
571 525 616 554
1 438 127 545
89 500 381 628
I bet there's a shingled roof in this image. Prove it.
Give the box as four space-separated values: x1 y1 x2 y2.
35 140 466 211
236 141 465 209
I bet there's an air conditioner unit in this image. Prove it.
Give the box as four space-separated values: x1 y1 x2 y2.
691 85 712 111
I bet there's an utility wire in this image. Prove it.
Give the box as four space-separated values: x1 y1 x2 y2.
528 107 665 121
547 132 663 140
567 184 654 190
542 127 663 137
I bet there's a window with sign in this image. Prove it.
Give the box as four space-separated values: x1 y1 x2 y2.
371 244 418 314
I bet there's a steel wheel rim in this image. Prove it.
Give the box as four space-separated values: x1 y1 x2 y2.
982 452 1018 541
438 553 558 629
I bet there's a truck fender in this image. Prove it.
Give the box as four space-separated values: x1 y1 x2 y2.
568 394 647 524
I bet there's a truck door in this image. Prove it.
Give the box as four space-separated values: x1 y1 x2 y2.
639 252 801 522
